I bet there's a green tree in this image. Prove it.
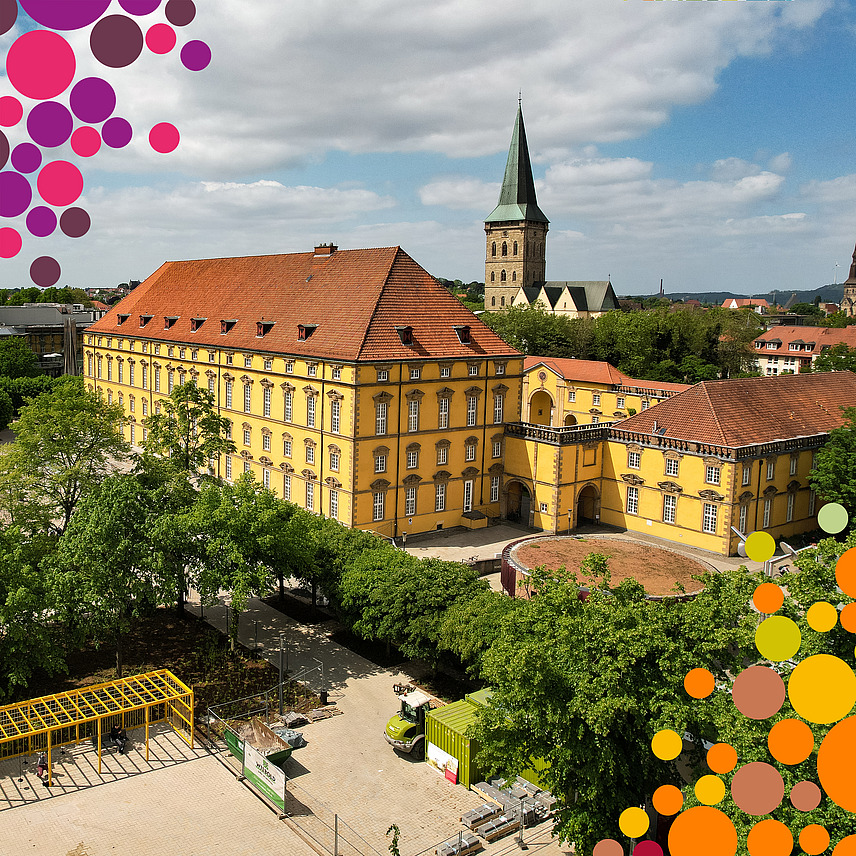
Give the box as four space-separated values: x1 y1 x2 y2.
788 302 825 319
0 388 12 431
809 406 856 522
0 379 129 536
806 343 856 374
0 338 42 379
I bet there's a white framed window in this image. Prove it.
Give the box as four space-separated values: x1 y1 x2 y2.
306 444 315 464
540 502 548 513
703 503 718 534
591 416 600 424
408 399 419 432
790 456 798 476
665 457 679 477
244 355 252 368
243 428 251 446
283 438 292 457
626 486 639 515
263 387 271 418
208 351 215 362
641 400 649 411
568 389 576 402
376 401 387 435
493 395 504 424
438 398 450 429
283 473 291 501
437 446 448 466
469 364 478 376
244 384 252 413
153 366 160 392
107 360 112 381
375 454 386 473
809 490 816 516
787 492 794 522
743 465 751 486
493 441 502 458
465 443 476 462
332 367 341 380
285 361 294 373
373 491 384 521
628 451 641 470
663 494 676 524
224 420 232 440
142 399 148 416
440 366 450 378
490 476 500 503
129 363 135 386
330 489 338 519
377 369 388 382
263 468 271 489
410 367 420 380
466 395 477 427
225 456 232 480
330 399 341 434
705 466 720 486
406 450 418 469
306 481 314 511
264 359 272 371
107 390 113 404
330 450 340 471
307 364 317 377
616 396 625 409
435 482 446 512
263 434 271 452
306 395 316 428
763 498 772 529
592 393 600 406
463 479 473 513
129 397 135 413
97 356 102 379
405 487 417 517
739 504 747 534
284 390 293 422
767 460 775 481
225 380 232 408
206 375 214 394
495 364 505 376
130 424 136 445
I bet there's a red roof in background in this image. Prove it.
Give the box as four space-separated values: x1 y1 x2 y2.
91 300 110 310
87 247 518 362
722 298 771 309
526 356 689 394
755 325 856 356
615 372 856 447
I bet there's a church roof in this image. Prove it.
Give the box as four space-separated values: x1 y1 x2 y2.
515 281 619 313
846 241 856 284
485 106 549 225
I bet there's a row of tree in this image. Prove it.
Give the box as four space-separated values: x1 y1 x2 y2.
0 286 92 307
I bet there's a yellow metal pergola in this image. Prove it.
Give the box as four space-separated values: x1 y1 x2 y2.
0 670 194 785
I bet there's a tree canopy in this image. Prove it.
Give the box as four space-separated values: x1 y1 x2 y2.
809 405 856 521
805 343 856 374
0 337 42 379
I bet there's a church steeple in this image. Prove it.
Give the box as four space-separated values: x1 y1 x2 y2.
484 105 549 312
842 241 856 318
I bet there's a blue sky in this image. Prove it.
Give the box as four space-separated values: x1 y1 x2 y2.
2 0 856 295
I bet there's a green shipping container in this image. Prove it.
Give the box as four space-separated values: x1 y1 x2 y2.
425 698 483 790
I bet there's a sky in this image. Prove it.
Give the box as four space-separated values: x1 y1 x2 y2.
2 0 856 296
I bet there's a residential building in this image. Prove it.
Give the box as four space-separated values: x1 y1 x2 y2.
753 326 856 375
721 298 770 313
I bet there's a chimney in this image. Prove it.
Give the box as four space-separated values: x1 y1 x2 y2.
314 243 337 257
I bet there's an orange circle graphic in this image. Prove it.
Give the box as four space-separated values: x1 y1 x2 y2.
652 784 684 816
799 824 830 855
841 603 856 634
836 548 856 598
668 806 737 856
767 718 814 765
817 715 856 812
707 743 738 774
685 667 715 699
832 835 856 855
753 582 785 614
746 818 793 856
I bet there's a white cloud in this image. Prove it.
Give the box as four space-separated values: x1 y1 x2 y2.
418 178 499 210
800 174 856 205
710 158 762 181
768 152 793 173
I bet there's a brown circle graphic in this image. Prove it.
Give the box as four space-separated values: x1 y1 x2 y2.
730 762 784 816
732 665 785 720
790 780 822 812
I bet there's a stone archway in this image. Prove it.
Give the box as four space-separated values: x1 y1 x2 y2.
529 390 553 426
564 414 577 426
576 484 600 526
506 481 532 525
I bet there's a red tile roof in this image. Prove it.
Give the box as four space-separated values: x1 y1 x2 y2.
615 372 856 447
754 325 856 357
722 298 770 309
525 356 689 394
87 247 518 362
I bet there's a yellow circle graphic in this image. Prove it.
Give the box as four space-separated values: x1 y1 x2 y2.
745 531 776 563
755 615 801 662
806 601 838 633
651 729 683 761
619 806 649 838
788 654 856 724
695 774 726 806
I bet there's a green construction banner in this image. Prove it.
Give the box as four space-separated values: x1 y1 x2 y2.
242 740 286 811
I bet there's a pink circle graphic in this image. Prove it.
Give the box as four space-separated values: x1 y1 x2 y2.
60 208 91 239
37 161 84 208
90 15 145 68
6 30 77 100
732 665 785 720
180 39 211 71
730 762 785 816
20 0 111 30
27 101 74 148
11 143 42 174
1 0 18 37
102 117 134 149
146 23 177 54
71 127 102 158
0 170 33 218
593 842 624 856
30 256 61 287
119 0 162 14
165 0 196 26
0 227 22 259
70 77 117 125
149 122 180 154
0 96 24 128
26 206 57 238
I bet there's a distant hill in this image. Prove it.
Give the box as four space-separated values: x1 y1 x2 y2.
651 284 846 305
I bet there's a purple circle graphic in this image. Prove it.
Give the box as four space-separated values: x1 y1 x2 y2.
26 206 57 238
180 39 211 72
0 130 7 170
0 171 33 218
70 77 117 125
102 117 133 149
11 143 42 174
30 256 61 287
60 208 91 239
1 0 18 37
19 0 111 30
90 15 144 68
119 0 162 14
27 101 74 148
165 0 195 26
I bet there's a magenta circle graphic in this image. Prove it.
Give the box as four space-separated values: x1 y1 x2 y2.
60 208 91 239
146 23 176 54
26 206 58 238
0 227 22 259
0 96 24 128
37 161 84 208
119 0 162 14
71 127 102 158
20 0 111 30
1 0 18 37
165 0 196 26
90 15 144 68
180 39 211 72
70 77 117 125
27 101 74 148
0 130 7 170
149 122 180 154
102 117 134 149
0 171 33 218
633 844 663 856
6 30 77 100
30 256 62 288
11 143 42 174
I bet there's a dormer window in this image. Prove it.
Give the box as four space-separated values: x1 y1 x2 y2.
221 319 237 334
164 316 179 330
298 324 318 341
256 321 275 337
117 314 129 326
190 317 206 332
139 314 152 327
454 325 471 344
395 325 413 345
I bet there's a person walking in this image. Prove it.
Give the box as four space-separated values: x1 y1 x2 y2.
36 751 49 786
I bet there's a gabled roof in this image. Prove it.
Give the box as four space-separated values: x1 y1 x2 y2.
614 372 856 447
526 356 631 387
515 281 619 313
754 326 856 355
88 246 518 362
722 297 771 309
485 106 549 224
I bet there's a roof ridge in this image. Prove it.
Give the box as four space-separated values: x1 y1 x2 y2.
354 247 401 360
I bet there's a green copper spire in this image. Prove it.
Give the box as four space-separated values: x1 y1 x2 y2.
485 105 549 224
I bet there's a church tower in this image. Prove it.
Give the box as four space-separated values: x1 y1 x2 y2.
484 105 549 312
842 242 856 318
